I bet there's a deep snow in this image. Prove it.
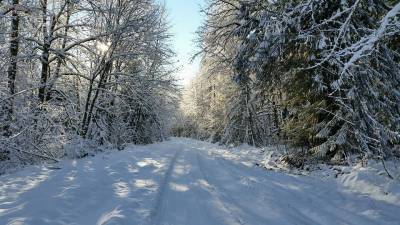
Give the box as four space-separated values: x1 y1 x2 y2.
0 138 399 225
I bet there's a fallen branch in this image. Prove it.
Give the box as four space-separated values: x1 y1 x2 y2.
9 146 60 162
381 158 394 179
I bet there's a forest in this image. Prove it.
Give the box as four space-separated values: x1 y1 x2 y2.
1 0 400 171
0 0 400 224
174 0 400 165
1 0 179 171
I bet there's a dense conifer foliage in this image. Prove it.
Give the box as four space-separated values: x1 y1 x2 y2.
179 0 400 161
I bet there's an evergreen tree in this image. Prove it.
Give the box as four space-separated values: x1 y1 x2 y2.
197 0 400 160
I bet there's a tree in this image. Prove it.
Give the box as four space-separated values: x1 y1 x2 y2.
0 0 178 171
196 0 400 160
1 0 21 137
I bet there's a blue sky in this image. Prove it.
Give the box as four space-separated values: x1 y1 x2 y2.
160 0 205 86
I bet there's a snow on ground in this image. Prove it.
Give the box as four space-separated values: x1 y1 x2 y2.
1 138 399 225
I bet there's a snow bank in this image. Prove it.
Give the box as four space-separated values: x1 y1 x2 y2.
246 144 400 207
198 139 400 208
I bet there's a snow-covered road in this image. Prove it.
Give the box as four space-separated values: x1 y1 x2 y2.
1 138 399 225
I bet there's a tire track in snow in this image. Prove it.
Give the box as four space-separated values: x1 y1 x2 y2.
212 155 375 225
195 151 247 225
147 148 182 225
197 151 333 225
210 157 322 225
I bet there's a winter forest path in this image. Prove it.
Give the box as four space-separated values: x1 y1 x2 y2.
1 138 399 225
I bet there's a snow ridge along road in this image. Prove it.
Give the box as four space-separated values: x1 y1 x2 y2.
1 138 399 225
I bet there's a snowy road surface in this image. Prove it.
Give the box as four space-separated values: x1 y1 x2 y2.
1 138 399 225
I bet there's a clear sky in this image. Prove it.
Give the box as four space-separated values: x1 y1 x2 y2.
160 0 205 86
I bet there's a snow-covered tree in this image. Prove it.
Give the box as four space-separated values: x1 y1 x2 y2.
197 0 400 160
0 0 178 171
175 57 235 141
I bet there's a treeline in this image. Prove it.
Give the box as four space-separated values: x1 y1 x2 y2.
174 0 400 161
0 0 177 170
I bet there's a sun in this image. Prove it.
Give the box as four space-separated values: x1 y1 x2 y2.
97 41 111 53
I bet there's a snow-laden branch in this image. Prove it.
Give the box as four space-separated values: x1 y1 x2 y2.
340 2 400 75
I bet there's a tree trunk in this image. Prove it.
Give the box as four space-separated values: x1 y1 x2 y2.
39 45 50 103
81 61 112 137
4 0 20 136
46 4 72 101
38 0 54 103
